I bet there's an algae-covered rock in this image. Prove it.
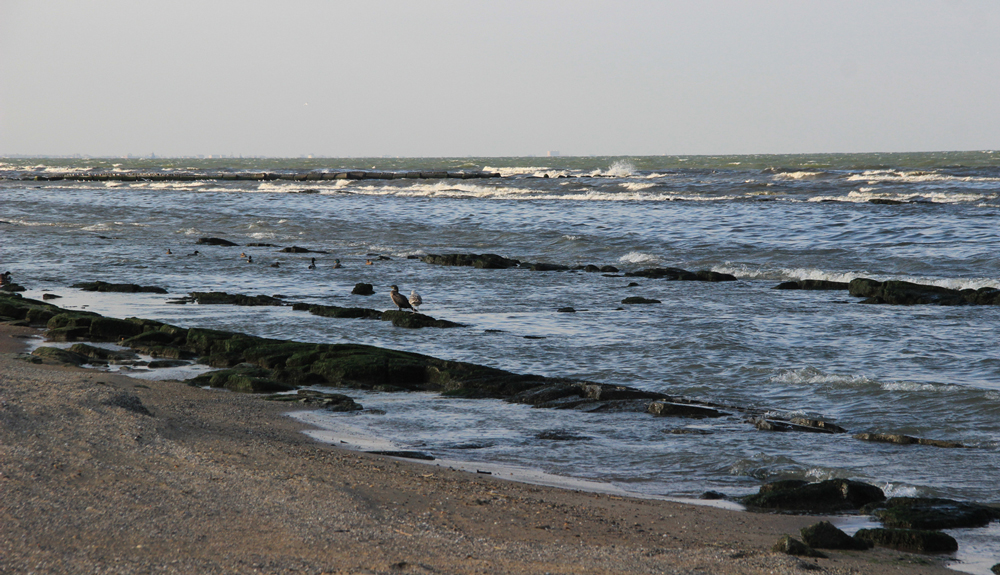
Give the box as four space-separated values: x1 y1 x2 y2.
648 401 727 418
774 280 850 290
189 292 286 306
381 310 463 329
88 316 145 341
743 479 885 513
800 521 870 550
31 347 92 366
188 366 294 393
261 389 363 412
421 253 519 269
864 497 1000 530
622 297 661 304
352 283 375 295
308 304 383 320
69 344 139 363
854 528 957 553
771 535 827 558
853 432 965 449
72 281 168 294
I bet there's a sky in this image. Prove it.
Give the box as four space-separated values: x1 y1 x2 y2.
1 0 998 157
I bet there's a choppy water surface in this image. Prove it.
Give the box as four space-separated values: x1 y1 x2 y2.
2 154 998 511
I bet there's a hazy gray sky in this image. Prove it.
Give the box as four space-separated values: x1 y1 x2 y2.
2 1 998 157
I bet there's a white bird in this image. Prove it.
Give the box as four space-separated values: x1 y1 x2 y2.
408 290 422 312
389 285 414 312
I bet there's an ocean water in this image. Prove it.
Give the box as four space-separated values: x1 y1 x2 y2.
2 154 998 546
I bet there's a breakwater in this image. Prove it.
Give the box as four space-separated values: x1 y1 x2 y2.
5 169 501 182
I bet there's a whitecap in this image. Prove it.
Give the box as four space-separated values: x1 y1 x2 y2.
618 251 660 265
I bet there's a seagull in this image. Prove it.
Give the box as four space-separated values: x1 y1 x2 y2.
408 290 422 312
308 257 316 270
389 285 415 312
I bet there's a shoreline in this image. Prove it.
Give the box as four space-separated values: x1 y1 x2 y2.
0 323 957 574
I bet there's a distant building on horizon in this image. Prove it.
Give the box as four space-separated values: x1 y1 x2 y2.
547 150 560 157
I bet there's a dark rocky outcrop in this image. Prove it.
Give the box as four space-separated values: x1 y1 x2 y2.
187 292 287 306
648 401 728 418
742 479 885 513
31 346 91 366
863 497 1000 530
849 278 1000 306
69 343 139 363
41 293 62 300
72 281 168 294
0 282 26 293
800 521 870 550
753 417 847 434
352 283 375 296
529 262 571 271
279 246 327 254
536 430 592 441
381 310 463 329
624 268 737 282
852 432 965 449
622 297 661 304
189 366 296 393
854 528 958 554
421 253 519 269
774 280 850 290
196 237 239 246
771 535 826 558
262 389 363 412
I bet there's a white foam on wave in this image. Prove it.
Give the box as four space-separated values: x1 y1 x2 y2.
881 483 921 498
592 159 635 178
847 169 1000 184
808 189 991 204
618 251 660 265
483 165 572 178
771 171 825 180
715 264 999 291
770 367 959 394
562 235 582 241
343 181 739 202
621 181 657 192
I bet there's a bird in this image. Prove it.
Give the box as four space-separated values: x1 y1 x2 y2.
166 248 172 255
389 285 414 312
247 255 253 264
365 259 373 265
270 261 280 268
408 290 422 312
187 250 200 256
308 257 316 270
239 252 247 258
333 259 342 269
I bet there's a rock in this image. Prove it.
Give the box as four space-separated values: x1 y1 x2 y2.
31 346 91 366
421 253 519 269
848 278 999 306
381 310 463 329
622 297 661 304
771 535 827 558
100 392 153 416
507 384 582 406
582 265 601 272
25 308 55 326
45 327 91 342
600 265 619 273
72 281 168 294
869 198 905 205
69 344 139 362
700 491 727 500
853 432 965 449
536 430 592 441
188 366 295 393
307 304 383 320
864 497 1000 530
557 307 576 312
189 292 287 306
89 317 145 341
583 384 668 401
262 390 363 412
352 283 375 296
41 293 62 300
624 267 736 282
529 262 570 271
648 401 728 418
147 359 190 368
245 242 279 247
800 521 870 550
774 280 850 290
854 528 957 554
742 479 885 513
279 246 327 253
753 417 846 434
196 237 239 246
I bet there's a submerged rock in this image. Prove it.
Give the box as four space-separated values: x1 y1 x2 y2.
188 292 287 306
196 237 239 246
624 267 737 282
648 401 727 418
352 283 375 296
262 389 363 411
742 479 885 513
863 497 1000 530
853 432 965 448
421 253 519 269
622 297 661 304
529 262 570 271
849 278 1000 306
774 280 850 290
72 281 168 294
854 528 957 554
753 417 847 434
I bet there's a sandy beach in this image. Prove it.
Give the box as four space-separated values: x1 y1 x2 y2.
0 324 955 575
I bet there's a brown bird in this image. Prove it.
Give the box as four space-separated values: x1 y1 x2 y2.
389 285 414 312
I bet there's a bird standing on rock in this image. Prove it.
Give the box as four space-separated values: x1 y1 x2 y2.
389 285 414 312
408 290 422 312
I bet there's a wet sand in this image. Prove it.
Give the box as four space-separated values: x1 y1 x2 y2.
0 324 953 574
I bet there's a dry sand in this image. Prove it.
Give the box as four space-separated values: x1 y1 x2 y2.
0 325 954 574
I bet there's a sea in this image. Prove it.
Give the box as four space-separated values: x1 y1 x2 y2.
2 153 999 572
